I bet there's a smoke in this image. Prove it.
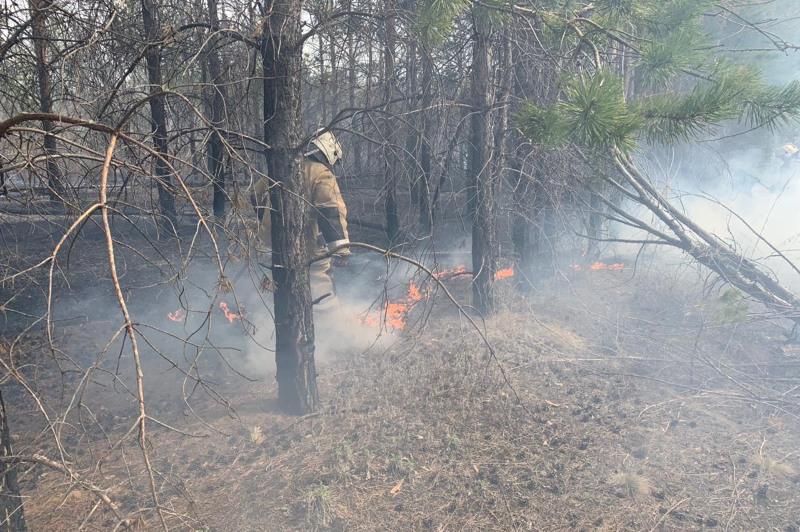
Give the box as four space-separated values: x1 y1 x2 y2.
609 137 800 293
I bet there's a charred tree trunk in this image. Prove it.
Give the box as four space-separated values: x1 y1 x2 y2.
205 0 228 218
30 0 63 202
141 0 177 226
383 0 400 244
0 391 26 531
469 13 497 314
261 0 319 415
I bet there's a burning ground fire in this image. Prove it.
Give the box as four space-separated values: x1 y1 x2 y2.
363 265 515 331
166 301 245 324
570 261 625 271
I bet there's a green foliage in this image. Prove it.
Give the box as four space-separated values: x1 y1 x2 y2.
519 60 800 150
642 0 714 36
517 104 568 147
636 27 705 89
635 75 743 142
594 0 639 19
518 71 640 151
415 0 469 46
741 80 800 132
561 71 642 150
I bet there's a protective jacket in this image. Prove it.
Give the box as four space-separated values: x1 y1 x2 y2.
253 159 349 259
252 159 349 311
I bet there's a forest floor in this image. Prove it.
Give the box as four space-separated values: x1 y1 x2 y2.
2 218 800 531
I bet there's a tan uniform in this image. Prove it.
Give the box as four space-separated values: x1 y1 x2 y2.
253 160 350 312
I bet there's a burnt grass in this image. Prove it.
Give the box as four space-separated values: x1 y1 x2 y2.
2 220 800 530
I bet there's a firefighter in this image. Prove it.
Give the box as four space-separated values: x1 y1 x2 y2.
252 131 350 312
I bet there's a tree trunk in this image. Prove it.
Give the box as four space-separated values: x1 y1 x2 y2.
405 34 419 207
205 0 228 218
585 189 602 260
30 0 63 202
140 0 177 225
508 43 534 288
509 150 533 287
383 0 400 244
317 32 327 123
417 50 433 233
345 0 361 175
469 13 497 314
0 391 26 531
261 0 319 415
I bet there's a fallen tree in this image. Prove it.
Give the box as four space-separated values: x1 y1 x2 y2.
603 146 800 327
516 3 800 331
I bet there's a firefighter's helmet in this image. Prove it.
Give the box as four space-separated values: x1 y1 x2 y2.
308 131 343 166
783 143 798 156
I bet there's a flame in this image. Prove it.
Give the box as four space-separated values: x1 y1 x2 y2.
433 265 468 280
494 267 514 280
361 264 515 331
385 302 408 329
167 309 186 322
219 301 244 323
590 261 625 271
571 261 625 271
408 282 423 302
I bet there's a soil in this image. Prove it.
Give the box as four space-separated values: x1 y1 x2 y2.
2 219 800 531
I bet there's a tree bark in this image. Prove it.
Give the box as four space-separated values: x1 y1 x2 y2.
418 49 433 233
469 12 497 314
205 0 228 218
383 0 400 244
29 0 64 202
405 30 419 207
140 0 177 225
0 391 26 532
261 0 319 415
344 0 361 175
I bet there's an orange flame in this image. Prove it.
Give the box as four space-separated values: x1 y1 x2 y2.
590 262 625 271
219 301 244 323
433 265 468 280
385 302 408 329
167 309 186 322
571 262 625 271
494 267 514 280
408 282 423 302
361 264 515 331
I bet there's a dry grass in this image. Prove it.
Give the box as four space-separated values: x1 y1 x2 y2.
754 455 797 478
7 265 800 530
609 472 654 499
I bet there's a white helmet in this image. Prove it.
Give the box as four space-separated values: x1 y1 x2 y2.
783 143 798 156
308 131 343 166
